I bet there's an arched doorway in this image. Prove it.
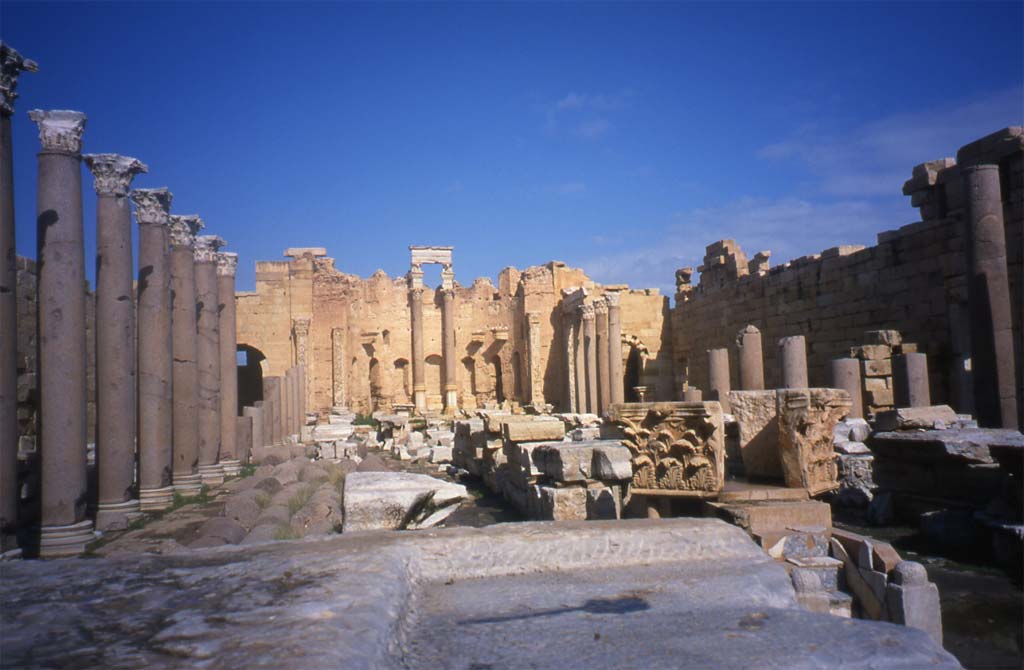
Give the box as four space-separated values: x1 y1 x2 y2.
624 345 643 402
491 356 505 403
237 344 266 413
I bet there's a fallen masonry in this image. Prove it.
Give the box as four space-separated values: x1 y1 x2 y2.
0 519 961 670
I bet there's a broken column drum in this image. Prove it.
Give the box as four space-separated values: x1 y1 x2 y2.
218 252 240 476
707 347 730 413
830 358 864 419
0 45 36 552
85 153 147 530
132 187 175 512
736 325 765 391
606 292 625 407
779 335 809 389
168 215 203 493
194 234 225 485
960 156 1018 429
581 303 598 415
893 352 931 409
242 405 262 462
30 109 94 556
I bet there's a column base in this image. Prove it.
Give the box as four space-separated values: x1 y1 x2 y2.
95 498 141 531
220 459 241 477
197 463 225 486
414 389 427 414
139 486 175 512
444 389 459 413
173 473 203 494
39 520 95 558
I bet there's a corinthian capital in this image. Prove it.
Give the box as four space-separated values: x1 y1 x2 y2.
292 317 310 337
593 299 608 315
83 153 148 197
194 235 226 263
0 42 38 115
168 215 204 248
216 252 238 277
130 188 173 226
604 291 620 308
579 303 596 321
28 109 86 154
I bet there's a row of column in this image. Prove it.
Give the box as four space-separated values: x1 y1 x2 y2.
407 263 458 414
704 325 934 419
0 70 247 555
251 364 306 449
562 291 623 415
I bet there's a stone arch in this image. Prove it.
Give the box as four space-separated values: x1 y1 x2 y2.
237 344 266 411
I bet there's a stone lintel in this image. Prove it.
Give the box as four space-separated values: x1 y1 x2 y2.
956 126 1023 167
283 247 327 259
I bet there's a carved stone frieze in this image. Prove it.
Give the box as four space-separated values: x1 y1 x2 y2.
776 388 852 495
609 401 725 496
83 154 148 197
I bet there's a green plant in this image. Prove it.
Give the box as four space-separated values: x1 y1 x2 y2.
239 463 257 479
273 525 301 541
255 491 271 510
353 413 378 427
287 485 315 516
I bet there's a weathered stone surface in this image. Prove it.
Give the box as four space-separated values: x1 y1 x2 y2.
0 519 960 669
591 444 633 481
342 472 467 532
533 442 597 482
729 390 782 480
224 489 263 529
874 405 959 431
193 517 247 545
777 389 851 495
502 418 565 443
537 485 588 520
705 500 832 538
586 485 622 519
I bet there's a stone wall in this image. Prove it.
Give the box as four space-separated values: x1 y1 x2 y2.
236 252 673 415
671 134 1022 425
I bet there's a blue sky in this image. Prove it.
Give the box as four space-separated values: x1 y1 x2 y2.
4 2 1022 297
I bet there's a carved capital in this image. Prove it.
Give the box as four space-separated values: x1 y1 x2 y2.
526 312 542 326
292 317 311 337
28 109 86 154
83 153 148 197
441 287 456 300
409 287 425 301
216 252 238 277
0 43 38 116
130 188 173 226
593 300 608 315
579 304 595 321
193 235 226 263
168 215 204 248
604 291 621 308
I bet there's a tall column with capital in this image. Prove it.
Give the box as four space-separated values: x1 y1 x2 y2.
292 317 310 426
441 265 458 412
0 44 36 552
526 312 543 404
959 133 1019 428
195 234 225 484
562 308 576 412
169 215 203 493
218 252 240 475
132 187 175 512
594 300 610 414
574 315 586 413
581 304 598 414
408 266 426 413
606 292 625 407
30 109 93 555
331 327 346 408
84 154 147 530
283 367 294 439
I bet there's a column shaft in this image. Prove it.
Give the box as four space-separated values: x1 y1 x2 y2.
582 306 598 414
0 113 17 548
410 289 426 412
893 353 931 408
707 348 730 413
779 335 809 388
736 325 765 391
243 405 262 462
962 164 1018 428
331 327 346 407
194 239 223 485
573 317 585 412
169 217 201 493
442 289 458 412
595 303 610 415
563 312 576 412
33 111 93 555
830 358 863 419
606 294 624 407
217 258 239 475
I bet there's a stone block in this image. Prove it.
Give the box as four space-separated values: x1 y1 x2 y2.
591 444 633 481
862 359 892 377
430 446 453 464
569 427 601 441
830 538 885 621
729 390 782 480
852 344 891 360
537 485 588 520
533 442 597 482
873 405 958 431
706 500 832 538
885 562 943 646
777 389 850 495
864 330 902 346
502 419 565 443
867 389 894 407
586 486 622 520
789 556 843 591
342 472 467 532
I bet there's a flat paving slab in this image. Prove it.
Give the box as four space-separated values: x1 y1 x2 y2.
1 519 960 669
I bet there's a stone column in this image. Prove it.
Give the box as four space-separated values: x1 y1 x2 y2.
292 317 310 422
441 266 458 412
194 234 225 485
168 215 203 493
282 367 293 440
278 371 289 439
263 378 281 445
707 348 730 413
830 358 863 419
736 325 765 391
526 312 543 405
893 353 931 408
84 153 147 530
235 416 251 468
779 335 809 389
960 160 1019 428
573 315 586 413
581 304 598 414
595 300 610 415
606 292 624 407
331 327 346 407
132 187 174 513
30 110 94 555
408 266 426 413
683 388 703 402
0 44 36 552
243 405 262 463
217 252 240 476
562 308 576 412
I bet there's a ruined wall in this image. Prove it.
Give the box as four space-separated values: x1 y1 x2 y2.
236 252 674 415
672 137 1022 424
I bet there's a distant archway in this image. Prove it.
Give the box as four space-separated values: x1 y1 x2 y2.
237 344 266 413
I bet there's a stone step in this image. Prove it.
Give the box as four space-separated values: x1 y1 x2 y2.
704 499 832 539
